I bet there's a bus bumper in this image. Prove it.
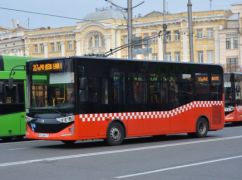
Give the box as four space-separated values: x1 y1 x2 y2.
26 124 76 141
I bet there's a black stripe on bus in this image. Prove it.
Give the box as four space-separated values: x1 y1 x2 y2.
0 55 3 71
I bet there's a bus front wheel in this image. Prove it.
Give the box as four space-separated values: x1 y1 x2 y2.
195 118 209 138
106 122 124 146
188 118 209 138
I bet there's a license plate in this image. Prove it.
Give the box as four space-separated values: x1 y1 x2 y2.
38 133 49 138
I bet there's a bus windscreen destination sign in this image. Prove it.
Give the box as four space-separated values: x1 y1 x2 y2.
32 62 63 72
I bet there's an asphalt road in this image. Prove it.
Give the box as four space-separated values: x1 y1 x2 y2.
0 124 242 180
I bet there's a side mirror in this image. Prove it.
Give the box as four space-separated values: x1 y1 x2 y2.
79 77 87 90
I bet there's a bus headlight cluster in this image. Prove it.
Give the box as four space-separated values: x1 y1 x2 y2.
26 116 34 122
56 116 74 123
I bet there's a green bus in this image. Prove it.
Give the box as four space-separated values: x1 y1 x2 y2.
0 55 28 141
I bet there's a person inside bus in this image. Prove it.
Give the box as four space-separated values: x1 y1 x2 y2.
66 86 75 104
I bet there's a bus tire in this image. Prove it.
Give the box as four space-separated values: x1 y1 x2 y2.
106 122 124 146
195 117 209 138
62 140 76 146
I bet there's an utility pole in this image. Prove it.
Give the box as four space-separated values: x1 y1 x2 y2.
105 0 144 59
188 0 194 62
209 0 213 11
163 0 167 61
127 0 133 59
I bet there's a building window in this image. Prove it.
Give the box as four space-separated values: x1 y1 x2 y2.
226 57 238 72
122 35 128 44
166 31 171 41
88 31 104 49
34 44 38 53
94 34 100 48
197 29 203 39
39 44 44 54
151 32 158 44
226 33 238 49
56 42 61 52
67 41 73 50
198 51 204 63
133 36 142 49
175 52 180 62
152 53 158 60
207 28 214 39
165 52 172 61
207 50 213 63
50 43 55 52
143 33 150 48
174 30 180 41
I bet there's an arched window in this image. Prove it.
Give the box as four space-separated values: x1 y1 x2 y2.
87 31 104 49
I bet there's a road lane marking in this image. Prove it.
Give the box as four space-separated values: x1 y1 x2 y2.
0 135 242 167
116 155 242 179
8 148 27 151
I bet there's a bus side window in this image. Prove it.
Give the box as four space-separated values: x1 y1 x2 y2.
79 77 88 103
211 74 222 100
195 73 209 100
177 73 193 105
127 73 147 104
169 75 179 107
235 81 242 105
5 84 17 104
149 73 161 104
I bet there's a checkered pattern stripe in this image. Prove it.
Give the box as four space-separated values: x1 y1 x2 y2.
79 101 223 122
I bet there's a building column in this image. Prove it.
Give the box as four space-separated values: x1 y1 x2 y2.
76 40 81 56
61 42 65 57
214 27 220 64
44 43 48 58
111 29 121 58
182 29 189 62
158 36 163 61
105 35 111 56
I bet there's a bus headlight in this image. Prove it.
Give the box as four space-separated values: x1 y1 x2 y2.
26 116 34 122
225 106 234 112
56 116 74 123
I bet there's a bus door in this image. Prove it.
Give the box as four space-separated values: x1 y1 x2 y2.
125 72 146 136
210 74 223 125
234 77 242 121
147 73 171 134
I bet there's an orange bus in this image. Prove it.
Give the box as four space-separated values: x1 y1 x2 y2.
26 57 224 145
224 72 242 124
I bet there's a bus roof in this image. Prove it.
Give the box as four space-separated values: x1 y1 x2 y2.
28 56 223 69
225 72 242 75
0 55 30 71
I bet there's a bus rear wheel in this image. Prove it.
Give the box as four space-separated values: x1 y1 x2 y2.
106 122 124 146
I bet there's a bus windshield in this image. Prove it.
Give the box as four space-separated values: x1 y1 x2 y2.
29 72 75 113
30 72 75 112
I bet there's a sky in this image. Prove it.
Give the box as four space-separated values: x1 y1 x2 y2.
0 0 241 29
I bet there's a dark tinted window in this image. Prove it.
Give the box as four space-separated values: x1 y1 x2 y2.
211 74 222 100
195 73 209 100
177 73 194 104
235 75 242 105
127 73 147 104
0 81 24 104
